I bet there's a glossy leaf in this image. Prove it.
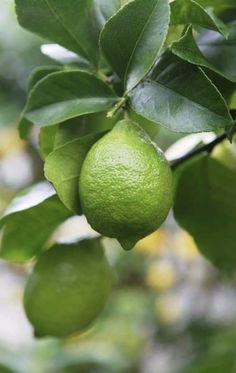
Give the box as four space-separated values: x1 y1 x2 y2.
28 66 62 92
20 70 118 127
15 0 120 67
170 0 228 38
39 125 58 160
44 132 105 213
130 52 232 133
197 22 236 82
171 27 236 82
18 117 34 140
100 0 170 91
174 155 236 273
39 112 116 160
54 113 116 148
19 67 62 139
0 183 72 262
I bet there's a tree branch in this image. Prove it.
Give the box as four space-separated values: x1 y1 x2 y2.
171 133 227 170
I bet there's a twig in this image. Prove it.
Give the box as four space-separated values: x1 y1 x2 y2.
107 97 127 118
171 133 227 170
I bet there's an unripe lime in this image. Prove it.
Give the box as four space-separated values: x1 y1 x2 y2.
79 119 173 250
24 239 113 338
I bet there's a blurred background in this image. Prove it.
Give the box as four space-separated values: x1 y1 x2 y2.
1 1 236 372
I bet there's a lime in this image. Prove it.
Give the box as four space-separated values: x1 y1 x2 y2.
24 239 113 338
79 119 173 250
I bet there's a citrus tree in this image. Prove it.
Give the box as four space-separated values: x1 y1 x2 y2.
1 0 236 338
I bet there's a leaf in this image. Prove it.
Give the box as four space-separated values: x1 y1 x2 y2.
100 0 170 91
28 66 62 92
195 0 236 11
54 119 88 149
23 68 62 141
18 117 33 140
20 70 118 127
197 21 236 82
39 125 58 160
38 112 116 160
54 112 117 148
130 52 233 133
174 155 236 273
20 64 61 139
171 26 236 83
170 0 228 38
44 132 105 213
15 0 120 67
0 183 72 262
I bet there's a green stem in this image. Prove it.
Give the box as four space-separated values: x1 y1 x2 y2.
107 96 127 118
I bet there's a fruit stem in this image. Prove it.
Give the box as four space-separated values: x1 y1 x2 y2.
107 96 127 118
171 133 227 170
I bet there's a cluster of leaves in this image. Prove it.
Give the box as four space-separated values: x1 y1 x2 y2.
1 0 236 273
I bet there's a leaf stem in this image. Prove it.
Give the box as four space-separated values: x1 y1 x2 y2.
171 133 227 170
107 96 127 118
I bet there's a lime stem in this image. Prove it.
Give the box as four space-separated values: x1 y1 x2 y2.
107 97 127 118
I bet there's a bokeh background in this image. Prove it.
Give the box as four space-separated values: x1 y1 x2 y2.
1 1 236 372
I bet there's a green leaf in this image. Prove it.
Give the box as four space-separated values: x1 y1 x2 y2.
38 112 117 160
197 21 236 82
130 52 232 133
171 26 236 82
100 0 170 91
174 155 236 273
54 112 117 148
44 132 105 213
20 70 118 127
18 117 33 140
20 64 61 139
54 119 88 149
15 0 120 67
170 0 228 38
195 0 236 11
39 125 58 160
203 71 236 104
0 183 72 262
28 66 62 92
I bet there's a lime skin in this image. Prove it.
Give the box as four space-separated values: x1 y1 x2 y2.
24 239 113 338
79 120 173 250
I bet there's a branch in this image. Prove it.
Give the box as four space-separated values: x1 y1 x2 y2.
171 133 227 170
107 96 127 118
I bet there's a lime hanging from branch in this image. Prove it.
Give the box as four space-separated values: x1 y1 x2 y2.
79 119 173 250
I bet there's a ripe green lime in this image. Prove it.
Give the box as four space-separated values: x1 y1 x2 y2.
24 239 113 338
79 119 173 250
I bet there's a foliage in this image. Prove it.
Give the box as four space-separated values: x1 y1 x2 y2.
1 0 236 340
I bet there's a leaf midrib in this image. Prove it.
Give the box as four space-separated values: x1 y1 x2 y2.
124 0 160 87
44 0 90 62
27 97 117 113
144 79 230 122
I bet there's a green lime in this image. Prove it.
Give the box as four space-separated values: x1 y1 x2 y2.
79 119 173 250
24 239 113 338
